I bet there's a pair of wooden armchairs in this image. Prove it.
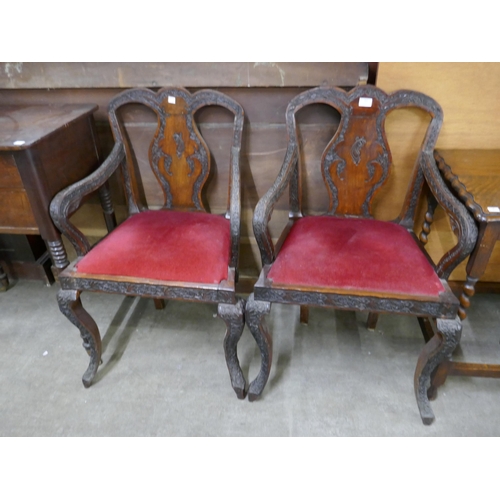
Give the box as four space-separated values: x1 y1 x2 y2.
50 85 477 425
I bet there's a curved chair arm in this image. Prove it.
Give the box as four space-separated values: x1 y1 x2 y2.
420 151 478 279
253 143 299 266
50 142 125 257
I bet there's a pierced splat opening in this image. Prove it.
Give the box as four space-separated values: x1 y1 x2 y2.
295 102 341 216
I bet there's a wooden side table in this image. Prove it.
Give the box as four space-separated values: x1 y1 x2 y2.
432 149 500 383
0 104 116 290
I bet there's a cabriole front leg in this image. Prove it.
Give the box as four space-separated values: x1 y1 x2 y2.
245 294 272 402
218 299 246 399
57 289 102 388
414 316 462 425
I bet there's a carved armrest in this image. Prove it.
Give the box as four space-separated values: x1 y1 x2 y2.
50 142 125 257
253 144 299 266
420 151 478 279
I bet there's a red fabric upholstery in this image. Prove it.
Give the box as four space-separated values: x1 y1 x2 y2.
76 210 231 284
268 216 445 297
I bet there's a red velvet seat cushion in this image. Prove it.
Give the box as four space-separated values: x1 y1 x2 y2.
76 210 231 284
268 216 444 297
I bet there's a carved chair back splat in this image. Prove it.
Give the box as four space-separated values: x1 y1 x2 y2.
247 85 477 425
50 87 247 398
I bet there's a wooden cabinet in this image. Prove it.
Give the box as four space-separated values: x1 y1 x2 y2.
0 104 103 289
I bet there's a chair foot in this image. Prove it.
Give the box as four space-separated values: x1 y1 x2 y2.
414 316 461 425
57 289 102 388
218 299 247 399
245 294 272 401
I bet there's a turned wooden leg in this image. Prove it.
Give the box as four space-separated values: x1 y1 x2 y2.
459 221 500 320
0 263 8 292
458 276 478 320
245 293 272 402
414 316 461 425
98 182 117 232
419 189 438 245
57 289 102 388
47 239 70 272
218 298 246 399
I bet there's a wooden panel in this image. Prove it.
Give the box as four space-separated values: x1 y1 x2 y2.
377 62 500 149
0 63 368 89
0 189 38 231
0 104 97 149
0 154 23 188
377 62 500 283
34 116 100 201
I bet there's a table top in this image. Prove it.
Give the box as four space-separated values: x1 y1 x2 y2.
434 149 500 223
0 104 97 150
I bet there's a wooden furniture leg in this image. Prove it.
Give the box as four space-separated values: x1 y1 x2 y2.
0 263 8 291
300 305 309 324
366 312 379 330
458 221 500 320
57 289 102 388
414 316 462 425
153 299 166 310
219 299 247 399
98 182 118 232
245 294 272 402
424 221 500 390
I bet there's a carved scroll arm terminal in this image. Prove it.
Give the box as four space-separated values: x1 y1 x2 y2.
253 144 299 266
50 142 125 257
421 151 478 279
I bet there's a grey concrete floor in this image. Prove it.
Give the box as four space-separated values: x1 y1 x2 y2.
1 279 500 436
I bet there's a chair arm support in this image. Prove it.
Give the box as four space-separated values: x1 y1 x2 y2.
421 151 478 279
253 144 299 266
50 143 125 257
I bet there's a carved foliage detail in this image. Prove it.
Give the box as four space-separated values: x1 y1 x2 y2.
323 103 390 216
350 136 366 165
150 94 209 210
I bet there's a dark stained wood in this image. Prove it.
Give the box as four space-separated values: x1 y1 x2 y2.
0 63 369 89
247 85 478 425
0 64 370 282
435 149 500 318
0 104 110 281
426 149 500 392
0 104 97 148
0 254 53 285
50 87 247 397
0 234 54 286
0 264 7 291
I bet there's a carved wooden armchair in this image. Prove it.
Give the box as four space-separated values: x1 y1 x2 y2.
50 87 247 398
246 85 477 424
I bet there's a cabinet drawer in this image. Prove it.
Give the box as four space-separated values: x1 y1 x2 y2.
0 189 38 231
0 154 23 189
